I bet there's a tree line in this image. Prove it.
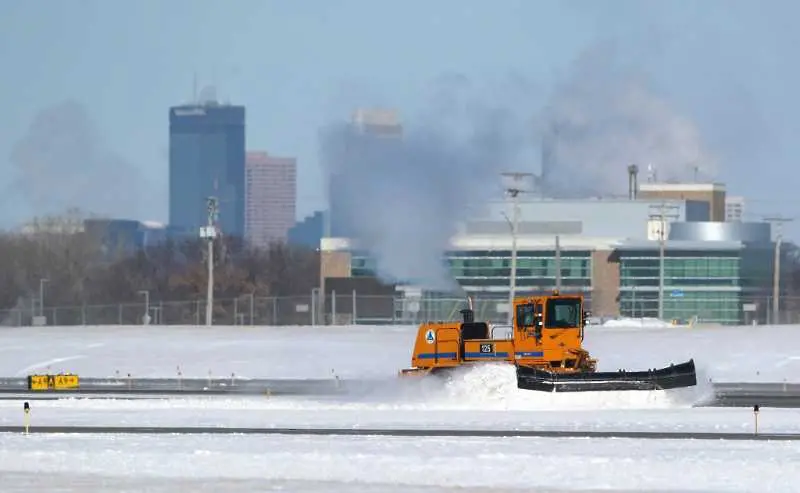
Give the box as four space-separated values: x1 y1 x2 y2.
0 212 320 324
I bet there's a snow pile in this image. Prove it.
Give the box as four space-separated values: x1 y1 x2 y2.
600 317 675 329
424 363 706 410
331 363 708 411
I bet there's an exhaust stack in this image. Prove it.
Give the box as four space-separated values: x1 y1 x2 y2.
627 164 639 200
460 296 475 323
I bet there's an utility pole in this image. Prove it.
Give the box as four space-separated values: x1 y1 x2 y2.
200 197 219 327
555 235 562 291
658 203 665 321
648 202 679 321
501 171 533 325
764 216 793 324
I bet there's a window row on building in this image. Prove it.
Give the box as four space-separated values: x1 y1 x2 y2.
348 246 774 325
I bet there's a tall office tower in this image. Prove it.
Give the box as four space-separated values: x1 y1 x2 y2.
325 108 403 237
245 151 297 248
168 93 246 238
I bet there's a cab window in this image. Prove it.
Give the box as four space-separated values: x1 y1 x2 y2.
545 298 581 328
515 303 535 328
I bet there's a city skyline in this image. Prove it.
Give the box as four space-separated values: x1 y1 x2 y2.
4 1 800 240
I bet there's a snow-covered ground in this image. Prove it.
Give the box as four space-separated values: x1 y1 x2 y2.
2 322 800 491
2 322 800 382
2 433 799 492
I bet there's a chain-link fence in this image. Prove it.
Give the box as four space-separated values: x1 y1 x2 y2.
2 290 800 327
0 291 536 327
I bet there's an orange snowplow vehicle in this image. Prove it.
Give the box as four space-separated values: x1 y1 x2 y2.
400 291 697 392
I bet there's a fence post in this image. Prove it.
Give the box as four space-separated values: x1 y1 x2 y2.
331 290 337 325
352 289 357 325
310 289 317 326
272 297 277 325
250 294 255 326
118 304 122 324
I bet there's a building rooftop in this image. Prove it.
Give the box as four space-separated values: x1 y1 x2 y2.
638 182 726 193
321 235 750 253
351 108 400 127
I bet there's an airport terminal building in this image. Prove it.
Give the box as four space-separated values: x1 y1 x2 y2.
319 182 780 326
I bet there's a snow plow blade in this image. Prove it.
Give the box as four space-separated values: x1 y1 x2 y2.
516 359 697 392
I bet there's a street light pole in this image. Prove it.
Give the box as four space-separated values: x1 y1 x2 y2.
508 192 520 325
200 197 219 327
658 203 665 321
648 202 679 321
501 172 532 326
765 216 793 324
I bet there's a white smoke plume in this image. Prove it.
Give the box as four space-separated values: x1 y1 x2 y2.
10 100 153 221
538 41 718 197
319 78 538 292
319 41 717 290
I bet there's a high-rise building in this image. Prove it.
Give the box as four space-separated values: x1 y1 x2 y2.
168 98 246 238
325 108 402 238
245 151 297 248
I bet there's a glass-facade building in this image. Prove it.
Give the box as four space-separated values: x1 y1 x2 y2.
344 239 777 326
323 196 782 326
616 244 772 325
169 102 246 238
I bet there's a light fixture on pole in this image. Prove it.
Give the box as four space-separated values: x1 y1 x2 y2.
501 171 533 325
648 202 679 321
199 197 219 327
764 215 793 324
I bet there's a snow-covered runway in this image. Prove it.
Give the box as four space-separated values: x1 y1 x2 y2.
2 433 798 492
2 322 799 382
2 321 800 490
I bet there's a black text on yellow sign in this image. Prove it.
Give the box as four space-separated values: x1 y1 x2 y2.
27 374 79 391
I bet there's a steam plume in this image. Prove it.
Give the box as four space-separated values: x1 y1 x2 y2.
10 100 151 221
538 41 718 197
319 80 536 292
319 41 717 290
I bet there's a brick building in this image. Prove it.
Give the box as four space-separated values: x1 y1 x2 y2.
245 151 297 248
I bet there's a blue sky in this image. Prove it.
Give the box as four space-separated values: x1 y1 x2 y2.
2 0 800 238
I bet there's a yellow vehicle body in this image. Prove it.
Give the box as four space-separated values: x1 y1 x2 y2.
402 292 595 376
400 291 697 393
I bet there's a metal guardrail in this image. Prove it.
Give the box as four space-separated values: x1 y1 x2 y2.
0 376 357 396
1 377 800 407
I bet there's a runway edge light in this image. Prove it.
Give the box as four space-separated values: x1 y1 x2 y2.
23 402 30 434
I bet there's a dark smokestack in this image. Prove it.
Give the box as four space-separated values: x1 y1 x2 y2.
627 164 639 200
